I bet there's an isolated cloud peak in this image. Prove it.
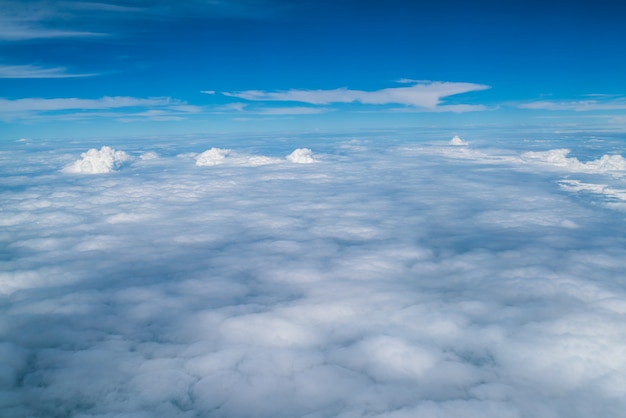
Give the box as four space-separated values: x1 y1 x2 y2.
286 148 317 163
223 81 490 111
63 146 130 174
449 135 468 145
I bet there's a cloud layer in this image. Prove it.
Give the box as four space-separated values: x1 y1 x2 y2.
2 132 626 417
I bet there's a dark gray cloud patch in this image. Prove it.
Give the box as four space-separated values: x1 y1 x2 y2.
2 134 626 417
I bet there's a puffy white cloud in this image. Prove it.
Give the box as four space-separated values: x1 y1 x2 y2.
286 148 316 164
63 146 130 174
522 149 626 173
194 147 230 166
195 147 284 167
194 147 317 166
2 132 626 417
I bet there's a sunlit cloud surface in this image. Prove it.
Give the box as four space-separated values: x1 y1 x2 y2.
2 132 626 417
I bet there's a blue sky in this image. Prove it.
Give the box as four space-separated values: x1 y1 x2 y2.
1 0 626 138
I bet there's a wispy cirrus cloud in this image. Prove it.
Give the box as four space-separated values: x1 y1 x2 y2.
0 96 200 122
519 97 626 111
0 9 105 41
0 64 97 78
255 106 333 115
0 0 297 42
222 81 490 112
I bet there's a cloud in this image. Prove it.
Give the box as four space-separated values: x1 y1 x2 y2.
559 179 626 206
255 106 333 115
0 0 304 42
223 81 490 111
449 135 468 146
0 20 104 41
286 148 317 163
0 64 97 78
195 147 231 166
0 96 193 122
521 149 626 173
194 147 317 166
63 146 131 174
519 98 626 111
0 96 175 112
2 132 626 417
0 0 106 41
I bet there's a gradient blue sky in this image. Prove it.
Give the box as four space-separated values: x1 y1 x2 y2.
1 0 626 139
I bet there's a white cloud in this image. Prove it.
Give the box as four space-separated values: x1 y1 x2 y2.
255 106 333 115
449 135 468 146
223 81 490 111
286 148 317 163
0 20 103 41
194 147 315 166
0 96 192 122
2 132 626 417
0 64 96 78
522 149 626 173
0 96 176 112
519 98 626 111
62 146 130 174
195 147 231 166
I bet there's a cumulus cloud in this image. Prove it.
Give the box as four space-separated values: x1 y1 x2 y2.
2 132 626 417
522 149 626 173
286 148 316 163
449 135 468 145
63 146 130 174
223 80 490 111
194 147 317 166
194 147 231 166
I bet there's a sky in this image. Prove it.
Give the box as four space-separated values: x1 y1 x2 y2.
1 0 626 138
3 1 626 417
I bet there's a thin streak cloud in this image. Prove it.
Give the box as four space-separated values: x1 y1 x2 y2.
0 64 97 79
0 96 188 122
519 98 626 111
223 81 490 111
